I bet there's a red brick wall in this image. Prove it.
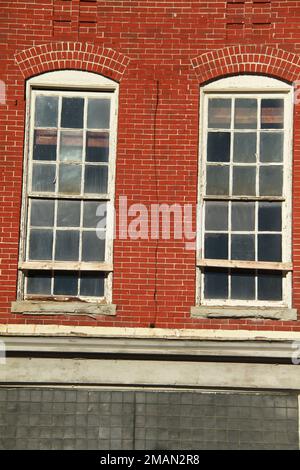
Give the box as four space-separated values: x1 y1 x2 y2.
1 0 300 331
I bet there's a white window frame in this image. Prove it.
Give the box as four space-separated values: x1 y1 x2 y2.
196 75 293 309
17 70 118 307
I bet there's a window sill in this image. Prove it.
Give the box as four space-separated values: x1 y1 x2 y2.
11 301 116 318
190 306 297 321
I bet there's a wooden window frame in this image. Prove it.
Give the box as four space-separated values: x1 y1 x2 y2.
196 75 293 309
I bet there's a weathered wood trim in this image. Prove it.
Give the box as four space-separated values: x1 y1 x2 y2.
191 305 297 320
197 259 293 271
11 301 116 318
18 261 113 272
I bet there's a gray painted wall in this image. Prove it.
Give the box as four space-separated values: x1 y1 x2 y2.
0 388 298 450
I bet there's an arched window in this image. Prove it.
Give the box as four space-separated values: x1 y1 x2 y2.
15 71 118 315
193 75 295 319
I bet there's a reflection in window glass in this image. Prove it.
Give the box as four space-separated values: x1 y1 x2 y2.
59 131 83 162
208 99 231 128
57 201 81 227
261 99 284 129
86 132 109 162
33 130 57 161
231 202 255 231
259 166 283 196
260 132 283 162
84 165 108 194
234 99 257 129
27 271 52 295
29 229 53 260
87 99 110 129
55 230 80 261
32 164 56 192
30 200 55 227
233 133 256 163
205 201 228 231
58 164 82 194
82 232 105 262
232 166 256 196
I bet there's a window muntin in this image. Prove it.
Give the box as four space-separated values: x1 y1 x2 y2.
21 86 116 301
198 82 292 307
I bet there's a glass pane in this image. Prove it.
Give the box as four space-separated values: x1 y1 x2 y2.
258 234 282 262
84 165 108 194
86 132 109 162
204 268 228 299
233 133 256 163
58 164 82 194
231 234 255 261
82 231 106 262
234 99 257 129
260 132 283 162
61 97 84 129
80 272 105 297
35 95 58 128
206 166 229 196
208 99 231 128
57 201 81 227
83 201 107 228
258 202 282 232
259 166 283 196
87 99 110 129
232 166 256 196
29 229 53 260
257 271 282 300
231 270 255 300
55 230 80 261
204 233 228 259
205 201 228 231
30 200 54 227
53 271 78 296
32 164 56 192
207 132 230 162
27 271 52 295
231 202 255 231
261 99 284 129
33 130 57 161
59 131 83 162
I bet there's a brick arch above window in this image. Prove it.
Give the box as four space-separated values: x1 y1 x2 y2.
14 42 131 82
191 46 300 84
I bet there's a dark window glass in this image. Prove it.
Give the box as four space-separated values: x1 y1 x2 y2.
207 132 230 162
53 271 78 296
27 271 52 295
55 230 80 261
204 268 228 299
80 272 105 297
57 201 81 227
33 130 57 161
206 166 229 195
61 97 84 129
208 99 231 129
258 202 282 232
82 231 105 262
29 229 53 260
84 165 108 194
30 200 54 227
204 233 228 260
261 99 284 129
205 201 228 231
258 234 282 262
231 234 255 261
257 271 282 300
260 132 283 162
32 164 56 192
35 96 58 128
234 99 257 129
232 166 256 196
231 270 255 300
231 202 255 231
87 99 110 129
233 133 256 163
259 166 283 196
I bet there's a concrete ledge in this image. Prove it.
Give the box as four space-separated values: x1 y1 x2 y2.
11 301 116 317
191 306 297 321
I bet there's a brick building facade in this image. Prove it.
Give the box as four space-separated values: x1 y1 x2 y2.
0 0 300 450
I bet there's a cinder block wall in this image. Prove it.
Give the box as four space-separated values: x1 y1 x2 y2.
0 388 298 450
